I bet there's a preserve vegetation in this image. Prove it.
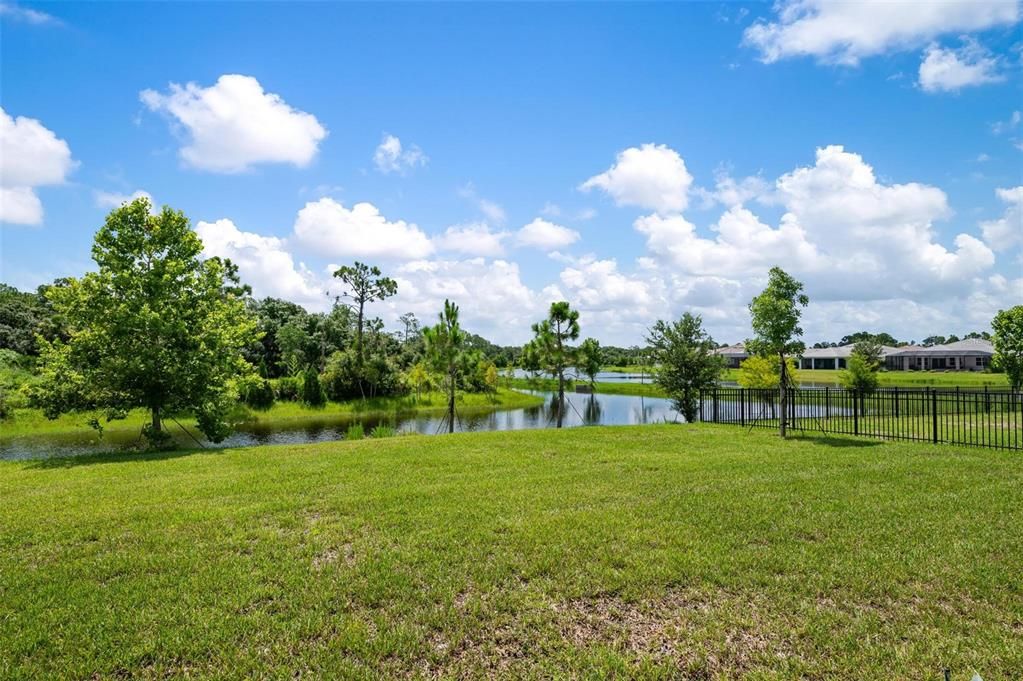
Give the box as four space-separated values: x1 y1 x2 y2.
2 426 1019 677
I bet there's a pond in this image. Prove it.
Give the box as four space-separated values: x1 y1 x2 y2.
0 390 682 461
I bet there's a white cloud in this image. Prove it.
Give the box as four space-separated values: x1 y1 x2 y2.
580 143 693 214
433 222 509 257
196 218 327 308
292 198 433 260
695 170 772 208
373 134 427 174
516 218 581 250
744 0 1020 65
918 40 1004 93
140 74 327 173
0 107 75 225
991 110 1021 135
458 183 507 224
0 2 60 25
388 258 540 342
980 186 1023 251
94 189 154 211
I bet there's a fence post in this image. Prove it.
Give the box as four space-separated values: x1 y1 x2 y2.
985 385 990 413
893 386 899 418
853 388 859 436
740 388 745 426
699 389 705 422
713 387 719 423
825 386 830 420
931 388 939 444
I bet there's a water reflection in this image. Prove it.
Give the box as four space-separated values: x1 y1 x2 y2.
1 390 682 461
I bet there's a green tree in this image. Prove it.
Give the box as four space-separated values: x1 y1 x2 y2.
575 337 603 388
529 301 580 427
646 313 723 423
398 312 420 345
301 365 326 406
277 321 310 376
424 299 467 433
839 354 879 414
332 262 397 366
33 198 259 443
737 355 799 390
405 361 432 402
746 267 809 438
992 305 1023 391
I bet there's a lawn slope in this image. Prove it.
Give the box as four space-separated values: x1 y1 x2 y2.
1 425 1020 678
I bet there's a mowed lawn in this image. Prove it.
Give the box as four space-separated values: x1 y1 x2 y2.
1 426 1020 678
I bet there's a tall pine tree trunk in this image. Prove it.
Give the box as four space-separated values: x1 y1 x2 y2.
151 405 162 433
448 370 456 434
557 369 565 429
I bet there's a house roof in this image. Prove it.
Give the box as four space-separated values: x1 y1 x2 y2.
801 344 900 359
713 343 748 357
888 338 994 357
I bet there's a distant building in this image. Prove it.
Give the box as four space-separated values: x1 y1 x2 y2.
713 343 748 368
883 338 993 372
799 344 899 370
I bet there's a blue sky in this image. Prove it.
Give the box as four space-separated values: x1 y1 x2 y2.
2 1 1021 345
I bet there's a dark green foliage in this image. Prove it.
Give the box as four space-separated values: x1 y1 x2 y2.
424 299 467 433
31 198 259 444
240 377 275 410
992 305 1023 391
301 366 326 406
528 301 581 427
646 313 723 423
0 283 66 356
575 338 603 387
271 376 301 401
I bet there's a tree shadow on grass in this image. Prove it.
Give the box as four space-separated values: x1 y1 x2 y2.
789 433 883 448
22 445 225 470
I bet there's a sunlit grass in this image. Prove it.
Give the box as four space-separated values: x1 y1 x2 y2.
1 425 1019 677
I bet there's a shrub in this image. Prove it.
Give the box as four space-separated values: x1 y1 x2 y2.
369 424 397 438
345 423 364 440
301 367 326 407
272 376 301 401
239 377 275 410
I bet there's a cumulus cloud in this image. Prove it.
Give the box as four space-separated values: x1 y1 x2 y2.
743 0 1019 65
387 258 540 342
516 218 581 250
434 222 509 257
0 107 75 225
980 186 1023 251
292 198 433 260
94 189 154 211
373 134 427 174
196 218 326 308
580 143 693 214
918 40 1004 93
140 74 327 173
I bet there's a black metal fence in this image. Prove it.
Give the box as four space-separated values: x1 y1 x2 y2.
699 387 1022 451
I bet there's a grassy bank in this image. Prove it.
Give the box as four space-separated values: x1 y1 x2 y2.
2 426 1020 677
722 368 1008 387
0 388 542 440
507 376 667 398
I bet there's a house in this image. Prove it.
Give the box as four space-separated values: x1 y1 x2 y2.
799 344 899 370
713 343 748 369
883 338 993 372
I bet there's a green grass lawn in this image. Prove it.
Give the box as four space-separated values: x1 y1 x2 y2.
2 425 1020 678
0 388 541 440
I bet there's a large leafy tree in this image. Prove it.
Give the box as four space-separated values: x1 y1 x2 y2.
529 301 580 427
424 299 467 433
646 312 723 423
33 198 259 443
746 267 809 438
992 305 1023 391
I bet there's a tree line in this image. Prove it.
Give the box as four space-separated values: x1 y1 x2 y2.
2 198 1021 443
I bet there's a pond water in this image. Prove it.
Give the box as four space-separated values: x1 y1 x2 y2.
0 390 682 461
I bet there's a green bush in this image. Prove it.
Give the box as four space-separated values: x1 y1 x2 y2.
301 367 326 407
239 377 275 410
272 376 301 401
345 423 364 440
